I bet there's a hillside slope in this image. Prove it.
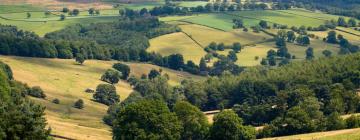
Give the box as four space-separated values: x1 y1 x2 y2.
0 56 203 140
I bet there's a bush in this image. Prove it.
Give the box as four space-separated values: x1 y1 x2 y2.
346 115 360 128
29 86 46 98
52 98 60 104
93 84 119 105
112 63 130 80
101 69 122 84
74 99 84 109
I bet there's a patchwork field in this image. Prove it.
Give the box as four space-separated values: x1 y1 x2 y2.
0 55 203 140
260 39 340 59
179 24 273 46
309 30 360 46
0 16 119 36
148 32 207 64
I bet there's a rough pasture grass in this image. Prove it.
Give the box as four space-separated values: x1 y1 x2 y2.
148 32 207 64
174 1 208 7
261 128 360 140
217 44 276 66
0 16 118 36
0 4 42 13
0 56 202 139
228 10 325 27
280 9 357 21
309 30 360 46
116 1 165 10
179 24 272 46
260 39 340 59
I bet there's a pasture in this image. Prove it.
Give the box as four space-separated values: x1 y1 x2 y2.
148 32 207 64
179 24 272 46
0 56 202 140
0 15 119 36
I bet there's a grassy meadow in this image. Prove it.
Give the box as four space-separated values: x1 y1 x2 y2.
179 24 272 46
0 56 203 139
148 32 207 64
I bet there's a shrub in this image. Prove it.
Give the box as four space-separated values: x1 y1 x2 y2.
346 115 360 128
29 86 46 98
93 84 119 105
112 63 130 80
74 99 84 109
52 98 60 104
101 69 122 84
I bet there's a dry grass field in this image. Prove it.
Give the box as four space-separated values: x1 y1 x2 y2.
148 32 207 64
261 128 360 140
179 24 273 47
309 30 360 46
0 55 203 140
0 0 113 10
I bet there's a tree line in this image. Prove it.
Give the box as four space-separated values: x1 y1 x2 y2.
105 52 360 138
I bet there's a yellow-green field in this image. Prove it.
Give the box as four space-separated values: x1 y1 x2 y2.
148 32 207 64
309 30 360 46
261 128 360 140
179 24 272 46
0 55 203 140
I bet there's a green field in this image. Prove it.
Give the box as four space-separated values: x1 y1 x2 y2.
0 16 119 36
172 9 347 31
179 24 272 46
174 1 209 7
148 32 207 64
0 4 42 14
116 1 165 10
0 55 202 140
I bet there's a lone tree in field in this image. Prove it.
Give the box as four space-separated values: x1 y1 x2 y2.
29 86 46 99
259 20 268 28
72 9 80 16
232 42 242 53
101 69 122 84
209 110 256 140
228 50 238 62
306 47 314 60
93 84 119 105
88 8 95 15
75 53 85 65
62 7 69 13
233 18 244 29
74 99 84 109
322 50 332 57
60 14 66 21
327 31 337 44
112 63 130 80
26 12 31 18
112 100 182 140
148 69 161 79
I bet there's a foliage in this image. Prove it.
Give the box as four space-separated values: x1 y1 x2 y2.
174 101 209 140
112 63 130 80
74 99 84 109
101 69 122 84
29 86 46 99
0 61 50 139
93 84 119 106
209 110 256 140
112 100 182 140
